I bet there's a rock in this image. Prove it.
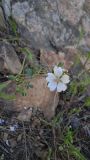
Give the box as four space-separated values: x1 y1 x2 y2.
2 0 90 53
57 0 85 25
71 116 80 129
40 48 77 70
83 0 90 14
65 45 90 72
0 7 6 29
0 58 4 72
83 125 90 137
0 41 22 74
79 36 90 52
3 0 81 50
40 50 62 69
79 54 90 71
15 76 59 119
2 0 11 19
79 0 90 52
17 108 33 121
85 37 90 49
82 15 90 33
0 76 59 120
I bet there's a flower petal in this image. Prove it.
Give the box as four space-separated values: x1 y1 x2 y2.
48 82 57 91
46 73 56 82
57 82 67 92
54 66 63 77
61 74 70 84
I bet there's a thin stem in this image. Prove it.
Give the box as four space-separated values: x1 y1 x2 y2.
22 122 28 160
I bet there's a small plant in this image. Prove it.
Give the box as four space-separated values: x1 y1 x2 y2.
9 16 18 36
63 128 86 160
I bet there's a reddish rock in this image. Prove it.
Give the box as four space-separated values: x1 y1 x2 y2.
40 48 77 70
14 76 59 119
0 76 59 120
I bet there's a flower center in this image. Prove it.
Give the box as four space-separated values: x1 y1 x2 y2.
54 78 61 84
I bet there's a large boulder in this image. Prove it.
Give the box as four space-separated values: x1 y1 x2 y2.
2 0 87 51
1 0 90 53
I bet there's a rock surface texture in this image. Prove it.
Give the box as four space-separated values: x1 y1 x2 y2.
0 7 6 29
0 76 59 120
0 41 21 74
2 0 90 52
40 49 76 70
15 76 59 119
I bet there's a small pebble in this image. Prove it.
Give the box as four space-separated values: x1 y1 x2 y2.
10 124 18 132
71 116 80 129
6 140 10 146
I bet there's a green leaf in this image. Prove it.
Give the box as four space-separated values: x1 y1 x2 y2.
0 82 15 100
22 48 33 61
24 68 33 77
58 62 64 67
74 54 81 66
68 108 81 116
64 128 73 145
87 52 90 59
69 144 86 160
69 81 78 95
47 148 52 160
0 92 15 100
9 16 17 35
85 97 90 107
79 26 84 41
8 75 16 80
0 82 9 91
80 74 90 86
16 86 27 96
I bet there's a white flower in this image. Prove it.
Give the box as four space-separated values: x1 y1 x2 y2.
46 66 70 92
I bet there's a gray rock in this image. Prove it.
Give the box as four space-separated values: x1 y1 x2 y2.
83 125 90 137
82 14 90 34
2 0 11 19
0 7 6 29
79 36 90 52
79 13 90 51
0 41 21 74
0 58 4 72
57 0 85 25
71 116 80 129
83 0 90 14
1 0 83 50
2 0 90 51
